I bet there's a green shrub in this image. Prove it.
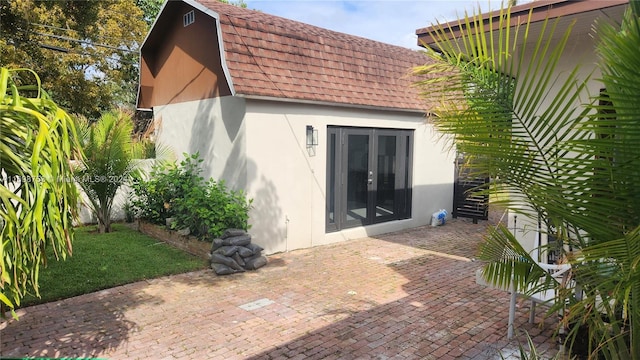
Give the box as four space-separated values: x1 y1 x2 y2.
130 153 202 224
130 153 252 240
172 178 252 240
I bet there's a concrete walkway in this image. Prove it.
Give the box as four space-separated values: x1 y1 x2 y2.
1 217 558 359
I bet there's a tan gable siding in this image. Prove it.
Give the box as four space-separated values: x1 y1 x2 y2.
139 1 231 108
198 0 433 112
138 51 155 109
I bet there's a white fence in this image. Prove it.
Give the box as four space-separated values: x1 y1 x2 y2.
76 159 155 225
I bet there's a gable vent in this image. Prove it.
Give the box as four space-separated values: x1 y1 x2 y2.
183 10 195 27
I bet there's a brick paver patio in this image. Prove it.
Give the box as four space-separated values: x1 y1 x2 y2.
1 216 559 359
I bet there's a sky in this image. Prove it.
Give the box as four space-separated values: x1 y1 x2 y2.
243 0 510 49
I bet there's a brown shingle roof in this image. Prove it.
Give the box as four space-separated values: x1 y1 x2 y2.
197 0 433 112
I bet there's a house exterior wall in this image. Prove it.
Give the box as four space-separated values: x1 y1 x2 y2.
243 99 454 254
153 97 455 254
154 97 247 189
507 30 603 257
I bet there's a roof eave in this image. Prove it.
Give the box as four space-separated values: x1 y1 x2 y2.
238 94 428 115
416 0 629 48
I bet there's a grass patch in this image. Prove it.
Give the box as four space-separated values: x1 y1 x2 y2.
21 223 208 307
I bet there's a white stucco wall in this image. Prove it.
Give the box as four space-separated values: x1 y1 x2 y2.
507 28 604 256
154 97 247 189
152 97 455 254
243 100 454 254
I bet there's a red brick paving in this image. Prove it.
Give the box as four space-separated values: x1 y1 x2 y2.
1 216 559 359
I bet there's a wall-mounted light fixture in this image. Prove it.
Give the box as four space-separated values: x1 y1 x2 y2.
306 125 318 147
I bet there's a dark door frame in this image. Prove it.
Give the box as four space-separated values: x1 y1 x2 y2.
326 126 413 232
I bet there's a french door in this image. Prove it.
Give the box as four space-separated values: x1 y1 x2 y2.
326 127 413 232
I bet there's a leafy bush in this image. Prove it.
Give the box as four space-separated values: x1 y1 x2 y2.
172 178 252 239
130 153 252 240
130 153 201 224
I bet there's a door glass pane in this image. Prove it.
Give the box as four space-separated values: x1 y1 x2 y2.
376 135 396 218
346 134 369 223
327 133 336 225
403 135 412 218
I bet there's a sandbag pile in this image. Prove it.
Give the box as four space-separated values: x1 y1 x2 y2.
209 229 267 275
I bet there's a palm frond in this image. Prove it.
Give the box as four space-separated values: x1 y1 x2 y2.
0 67 81 312
414 3 640 357
75 109 141 233
416 9 592 225
479 224 564 297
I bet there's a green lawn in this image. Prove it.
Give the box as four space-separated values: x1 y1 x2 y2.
21 223 208 307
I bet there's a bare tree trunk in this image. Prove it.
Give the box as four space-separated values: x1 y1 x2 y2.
97 199 112 233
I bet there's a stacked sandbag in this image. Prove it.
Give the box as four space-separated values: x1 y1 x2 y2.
209 229 268 275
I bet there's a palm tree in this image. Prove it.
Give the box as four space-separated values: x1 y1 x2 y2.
75 110 143 233
0 67 81 314
414 2 640 358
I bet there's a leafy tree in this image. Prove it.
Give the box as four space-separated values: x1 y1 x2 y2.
415 2 640 358
0 67 81 314
221 0 248 8
75 110 143 234
135 0 248 26
0 0 147 119
1 0 251 121
135 0 164 26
